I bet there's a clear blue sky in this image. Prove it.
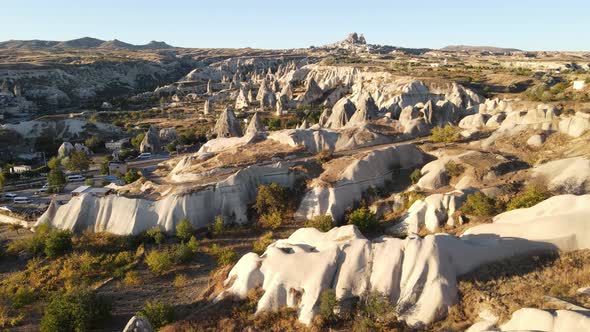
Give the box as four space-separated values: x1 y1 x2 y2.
1 0 588 51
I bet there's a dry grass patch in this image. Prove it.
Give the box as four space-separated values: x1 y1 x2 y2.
432 250 590 331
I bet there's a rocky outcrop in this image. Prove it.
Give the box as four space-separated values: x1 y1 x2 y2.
218 195 590 327
140 126 162 153
390 190 469 235
37 164 299 235
245 112 265 135
212 108 242 138
532 157 590 194
297 77 323 104
295 144 424 222
467 308 590 332
122 316 154 332
323 98 356 129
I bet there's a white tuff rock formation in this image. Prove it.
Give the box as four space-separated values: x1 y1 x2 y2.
218 195 590 327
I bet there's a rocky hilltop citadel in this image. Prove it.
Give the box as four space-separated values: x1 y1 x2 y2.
1 33 590 331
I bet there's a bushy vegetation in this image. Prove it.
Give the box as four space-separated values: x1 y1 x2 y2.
146 226 165 245
319 289 338 323
409 168 422 184
175 217 194 242
347 207 378 232
40 290 111 332
399 191 426 211
210 215 225 235
252 232 274 255
63 151 91 172
506 185 549 211
123 169 141 184
259 210 283 229
210 244 238 267
44 230 73 258
47 168 66 193
145 249 174 275
445 161 464 177
138 300 175 329
460 192 499 217
305 215 334 232
255 183 289 229
431 125 461 144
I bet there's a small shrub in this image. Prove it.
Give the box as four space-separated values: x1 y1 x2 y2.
399 191 426 211
360 291 394 321
409 168 422 184
507 185 549 211
40 290 111 332
44 230 73 258
210 215 225 235
460 192 498 217
319 289 338 322
84 178 94 186
138 300 175 330
186 236 198 254
252 232 274 255
210 244 238 267
122 271 142 287
11 286 38 308
145 249 174 275
123 169 141 184
173 274 189 288
347 207 378 232
305 215 334 232
146 226 165 245
445 161 464 177
260 210 283 229
255 183 288 215
175 217 194 242
431 125 460 144
113 251 134 267
173 243 194 264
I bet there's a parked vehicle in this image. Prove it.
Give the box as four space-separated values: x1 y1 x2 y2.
13 197 32 204
67 175 85 182
136 152 152 159
38 183 50 192
3 193 17 200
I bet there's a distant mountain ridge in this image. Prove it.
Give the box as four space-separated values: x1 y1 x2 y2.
0 37 176 50
440 45 522 53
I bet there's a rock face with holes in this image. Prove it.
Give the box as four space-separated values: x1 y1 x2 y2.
217 195 590 327
295 144 424 222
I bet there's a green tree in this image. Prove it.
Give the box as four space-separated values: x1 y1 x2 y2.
460 192 498 217
84 136 103 152
123 169 141 184
210 215 225 235
0 171 4 191
431 125 460 144
47 168 66 192
146 226 165 245
44 230 73 258
305 215 334 232
347 207 378 232
175 217 194 242
145 249 173 274
47 157 61 170
255 183 288 215
138 300 175 329
64 151 90 172
99 157 110 175
131 133 145 149
507 185 549 211
319 289 338 323
40 290 111 332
